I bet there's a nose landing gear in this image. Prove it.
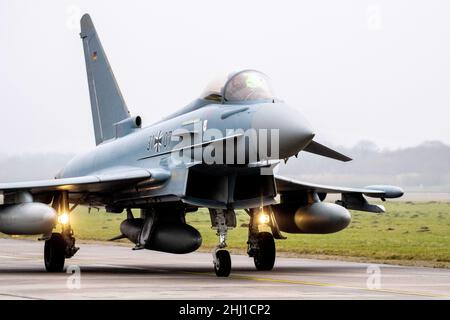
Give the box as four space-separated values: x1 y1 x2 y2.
210 209 236 277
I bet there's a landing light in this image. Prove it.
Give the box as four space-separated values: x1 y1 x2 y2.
58 212 70 225
257 211 270 225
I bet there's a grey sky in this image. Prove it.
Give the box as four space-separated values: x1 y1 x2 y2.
1 0 449 154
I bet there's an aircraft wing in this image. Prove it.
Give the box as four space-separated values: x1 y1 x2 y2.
275 175 404 213
0 167 168 194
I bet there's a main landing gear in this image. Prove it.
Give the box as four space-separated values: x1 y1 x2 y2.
209 209 236 277
44 191 79 272
44 233 66 272
247 207 284 271
208 207 283 276
44 229 78 272
250 232 275 271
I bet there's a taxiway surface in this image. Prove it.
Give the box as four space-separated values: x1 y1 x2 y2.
0 238 448 299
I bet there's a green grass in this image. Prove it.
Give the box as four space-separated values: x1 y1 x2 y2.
4 202 450 266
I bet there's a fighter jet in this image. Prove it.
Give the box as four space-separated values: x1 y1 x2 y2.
0 14 403 277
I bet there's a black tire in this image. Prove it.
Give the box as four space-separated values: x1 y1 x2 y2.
44 233 66 272
254 232 275 271
214 250 231 277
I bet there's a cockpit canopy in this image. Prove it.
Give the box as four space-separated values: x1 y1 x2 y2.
201 70 275 102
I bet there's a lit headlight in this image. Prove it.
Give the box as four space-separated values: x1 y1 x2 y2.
58 212 70 225
257 211 270 225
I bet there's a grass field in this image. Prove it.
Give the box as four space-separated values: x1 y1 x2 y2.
4 202 450 267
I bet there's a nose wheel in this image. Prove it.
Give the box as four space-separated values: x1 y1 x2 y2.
213 249 231 277
209 209 236 277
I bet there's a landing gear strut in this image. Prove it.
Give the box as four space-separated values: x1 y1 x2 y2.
44 191 79 272
209 209 236 277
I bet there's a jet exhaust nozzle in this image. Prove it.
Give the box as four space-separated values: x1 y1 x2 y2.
120 219 202 254
0 203 57 235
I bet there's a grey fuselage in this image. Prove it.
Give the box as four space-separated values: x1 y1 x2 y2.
57 99 314 209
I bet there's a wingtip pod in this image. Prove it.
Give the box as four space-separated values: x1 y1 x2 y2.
364 185 404 199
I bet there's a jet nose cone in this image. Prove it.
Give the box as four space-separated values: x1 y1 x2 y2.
252 104 315 159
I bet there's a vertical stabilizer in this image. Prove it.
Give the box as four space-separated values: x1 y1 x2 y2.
80 14 130 145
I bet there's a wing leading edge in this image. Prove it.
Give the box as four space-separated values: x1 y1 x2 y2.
0 167 169 194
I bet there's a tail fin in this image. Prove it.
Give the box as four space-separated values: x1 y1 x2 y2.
80 14 130 145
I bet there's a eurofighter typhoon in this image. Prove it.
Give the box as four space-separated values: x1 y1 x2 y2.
0 15 403 277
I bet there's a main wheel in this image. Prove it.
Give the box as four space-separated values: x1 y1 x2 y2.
214 249 231 277
44 233 66 272
254 232 275 271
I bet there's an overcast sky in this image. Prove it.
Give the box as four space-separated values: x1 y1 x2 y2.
1 0 449 155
